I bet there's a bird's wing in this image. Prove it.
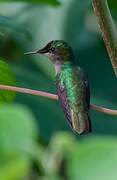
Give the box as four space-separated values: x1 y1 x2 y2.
56 80 73 128
69 67 91 133
75 67 90 108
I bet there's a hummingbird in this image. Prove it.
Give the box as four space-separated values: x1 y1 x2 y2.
25 40 91 134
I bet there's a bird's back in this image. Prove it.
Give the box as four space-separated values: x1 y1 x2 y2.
56 63 91 134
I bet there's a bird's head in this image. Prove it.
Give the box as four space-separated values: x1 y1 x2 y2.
25 40 74 64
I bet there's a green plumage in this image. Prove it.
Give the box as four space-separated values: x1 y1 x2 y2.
56 62 90 134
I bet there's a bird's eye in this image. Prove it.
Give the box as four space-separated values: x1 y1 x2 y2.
50 47 55 52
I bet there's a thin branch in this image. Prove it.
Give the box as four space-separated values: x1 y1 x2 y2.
0 85 58 100
0 85 117 116
92 0 117 77
90 104 117 116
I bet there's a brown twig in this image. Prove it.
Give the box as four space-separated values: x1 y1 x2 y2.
0 85 117 116
92 0 117 77
0 85 58 100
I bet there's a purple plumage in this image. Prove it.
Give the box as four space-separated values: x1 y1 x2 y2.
57 82 73 128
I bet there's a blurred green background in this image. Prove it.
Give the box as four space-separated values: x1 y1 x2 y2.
0 0 117 179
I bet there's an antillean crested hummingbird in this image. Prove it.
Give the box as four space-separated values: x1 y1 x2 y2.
25 40 91 134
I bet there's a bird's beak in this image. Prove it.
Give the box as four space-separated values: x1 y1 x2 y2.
24 51 38 55
37 46 49 54
24 45 49 55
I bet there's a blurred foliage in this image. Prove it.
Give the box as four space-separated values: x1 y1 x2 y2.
0 0 117 179
0 59 15 102
1 105 117 179
0 104 38 157
67 137 117 180
0 104 37 180
0 0 60 6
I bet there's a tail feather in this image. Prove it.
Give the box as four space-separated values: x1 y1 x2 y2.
71 110 91 134
83 115 92 134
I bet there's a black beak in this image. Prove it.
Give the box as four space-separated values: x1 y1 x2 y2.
37 46 49 54
24 45 49 56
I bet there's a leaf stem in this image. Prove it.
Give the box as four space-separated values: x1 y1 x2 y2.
0 85 117 116
92 0 117 77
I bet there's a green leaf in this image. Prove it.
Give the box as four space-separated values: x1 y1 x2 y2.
0 157 30 180
67 137 117 180
0 0 60 6
0 59 16 102
0 104 38 158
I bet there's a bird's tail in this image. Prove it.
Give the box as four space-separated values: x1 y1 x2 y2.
83 115 92 134
71 111 91 135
